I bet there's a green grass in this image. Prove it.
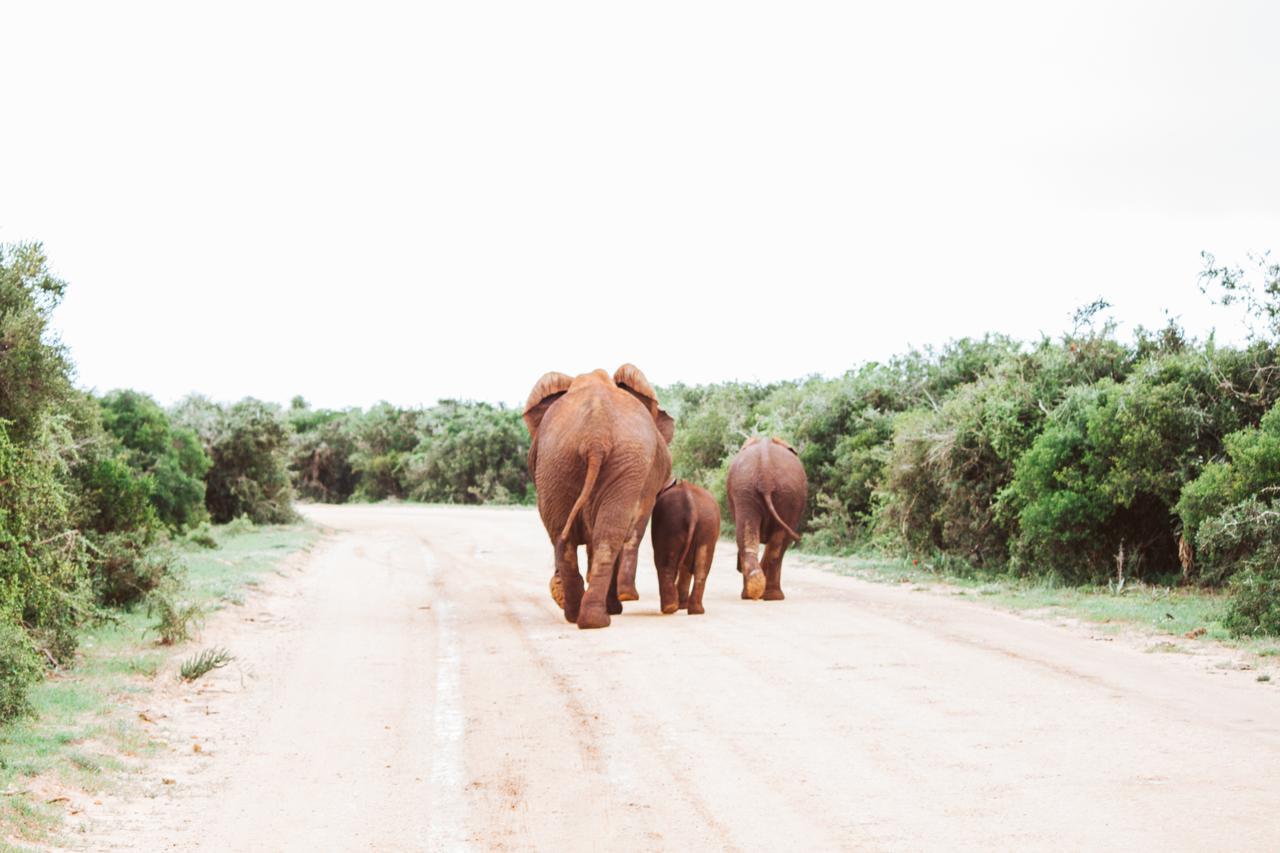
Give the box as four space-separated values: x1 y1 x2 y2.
795 551 1250 646
0 521 316 847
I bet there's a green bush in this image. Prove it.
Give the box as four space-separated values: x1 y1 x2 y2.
89 535 174 607
1178 399 1280 543
1189 498 1280 634
99 389 211 530
175 397 297 524
0 245 93 672
286 399 535 506
288 399 359 502
1000 351 1248 582
0 621 43 725
0 243 74 443
1225 565 1280 637
403 401 531 503
348 403 427 500
75 454 157 535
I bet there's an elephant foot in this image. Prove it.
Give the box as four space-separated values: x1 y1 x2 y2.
549 573 565 609
577 606 611 630
618 587 639 602
607 598 623 615
688 602 705 615
743 569 765 600
660 601 678 615
763 587 785 601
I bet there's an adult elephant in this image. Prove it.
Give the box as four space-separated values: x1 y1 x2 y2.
523 365 674 629
727 436 807 601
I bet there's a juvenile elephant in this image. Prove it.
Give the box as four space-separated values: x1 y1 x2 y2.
650 480 720 615
523 365 674 629
727 437 807 601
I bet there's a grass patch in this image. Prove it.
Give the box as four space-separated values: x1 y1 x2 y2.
795 550 1260 648
0 521 316 846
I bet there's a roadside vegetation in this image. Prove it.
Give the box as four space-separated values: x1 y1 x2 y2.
0 522 315 846
0 242 308 734
658 255 1280 640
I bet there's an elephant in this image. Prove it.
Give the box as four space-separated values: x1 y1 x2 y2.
523 364 674 629
650 479 720 615
727 436 807 601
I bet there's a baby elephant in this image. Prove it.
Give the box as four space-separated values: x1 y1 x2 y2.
650 480 721 615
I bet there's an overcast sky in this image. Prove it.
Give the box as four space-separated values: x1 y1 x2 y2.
3 1 1277 409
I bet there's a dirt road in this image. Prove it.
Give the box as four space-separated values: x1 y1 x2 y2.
88 505 1280 851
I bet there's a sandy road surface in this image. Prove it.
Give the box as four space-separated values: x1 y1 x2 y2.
86 505 1279 852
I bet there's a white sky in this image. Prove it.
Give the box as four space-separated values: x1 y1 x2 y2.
2 1 1277 409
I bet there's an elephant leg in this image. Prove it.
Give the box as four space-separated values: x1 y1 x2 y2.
737 516 765 600
676 562 692 610
549 572 564 609
607 561 623 615
579 540 619 630
688 543 712 615
658 561 679 614
762 531 789 601
616 520 644 601
557 541 584 623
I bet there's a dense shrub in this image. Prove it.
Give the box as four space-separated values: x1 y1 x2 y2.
402 401 531 503
174 397 297 524
285 399 535 506
1178 399 1280 544
0 244 92 673
0 621 43 725
1186 498 1280 634
348 403 426 500
89 534 176 607
288 399 359 502
1000 351 1250 582
99 390 211 530
75 454 157 535
1225 563 1280 637
0 243 74 442
0 421 91 664
0 241 306 724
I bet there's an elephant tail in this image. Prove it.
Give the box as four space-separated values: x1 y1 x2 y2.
557 447 605 548
762 490 801 542
676 486 697 571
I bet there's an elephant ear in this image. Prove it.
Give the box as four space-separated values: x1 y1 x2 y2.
524 372 574 438
771 437 799 456
613 364 675 444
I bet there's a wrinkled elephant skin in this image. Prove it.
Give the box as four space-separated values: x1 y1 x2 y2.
727 437 807 601
524 365 674 629
651 480 720 615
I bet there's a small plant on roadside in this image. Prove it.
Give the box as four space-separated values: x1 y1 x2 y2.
179 647 235 682
224 514 255 535
146 580 204 646
184 522 218 549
